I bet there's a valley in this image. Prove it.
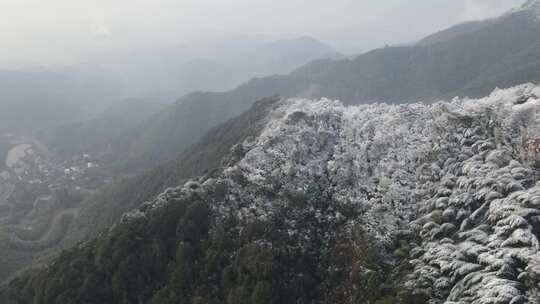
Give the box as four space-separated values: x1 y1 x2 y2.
0 133 115 284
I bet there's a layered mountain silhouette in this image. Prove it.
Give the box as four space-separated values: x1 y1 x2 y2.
101 3 540 172
0 36 338 131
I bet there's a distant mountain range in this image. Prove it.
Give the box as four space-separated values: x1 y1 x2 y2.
0 68 125 131
88 36 342 101
0 36 339 131
94 3 540 172
39 98 168 159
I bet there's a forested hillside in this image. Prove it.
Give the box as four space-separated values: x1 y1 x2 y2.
6 84 540 304
39 98 167 160
58 97 281 252
0 68 126 131
104 4 540 172
0 96 277 286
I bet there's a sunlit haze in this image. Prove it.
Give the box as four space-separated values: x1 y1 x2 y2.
0 0 525 68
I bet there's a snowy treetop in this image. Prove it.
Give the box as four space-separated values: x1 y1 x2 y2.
134 83 540 304
508 0 540 18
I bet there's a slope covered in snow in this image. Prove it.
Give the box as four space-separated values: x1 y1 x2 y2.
6 84 540 303
511 0 540 18
94 0 540 175
212 83 540 303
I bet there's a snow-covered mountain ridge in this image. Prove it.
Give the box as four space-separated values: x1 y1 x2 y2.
508 0 540 18
130 83 540 303
522 0 540 13
10 84 540 303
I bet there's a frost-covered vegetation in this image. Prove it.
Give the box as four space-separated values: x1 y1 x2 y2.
5 84 540 304
83 1 540 174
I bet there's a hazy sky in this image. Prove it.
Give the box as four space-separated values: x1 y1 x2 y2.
0 0 526 68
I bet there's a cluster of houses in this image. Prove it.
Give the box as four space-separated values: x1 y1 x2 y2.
7 147 101 189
